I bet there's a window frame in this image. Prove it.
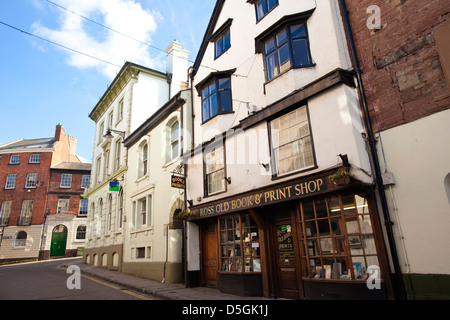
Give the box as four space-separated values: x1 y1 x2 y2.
5 174 17 189
57 198 70 214
29 154 41 164
269 105 316 178
298 194 382 282
214 29 231 59
169 120 180 161
60 173 72 188
254 0 279 22
81 175 91 188
25 173 38 188
19 200 33 225
0 201 12 226
203 141 227 197
79 198 89 216
200 76 233 124
14 231 27 248
9 155 20 165
219 213 261 273
76 225 86 240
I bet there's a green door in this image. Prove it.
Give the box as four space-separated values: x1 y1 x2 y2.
50 225 68 257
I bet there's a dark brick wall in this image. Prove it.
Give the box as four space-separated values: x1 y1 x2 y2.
344 0 449 132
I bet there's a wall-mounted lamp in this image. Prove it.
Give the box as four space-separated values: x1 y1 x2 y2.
187 200 193 206
104 128 126 141
338 154 349 166
260 163 270 170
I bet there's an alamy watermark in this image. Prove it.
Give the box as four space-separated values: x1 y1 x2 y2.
66 265 81 290
366 5 381 30
366 265 381 290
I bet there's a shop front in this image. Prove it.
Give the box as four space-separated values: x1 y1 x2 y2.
189 168 394 300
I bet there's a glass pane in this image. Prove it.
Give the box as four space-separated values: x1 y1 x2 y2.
256 0 268 21
315 199 328 218
276 30 288 46
210 93 218 117
219 77 230 90
329 196 340 216
202 99 210 122
358 215 373 233
223 31 231 50
304 220 317 238
317 219 330 236
291 24 306 39
268 0 278 11
330 217 342 236
342 195 357 215
265 38 276 54
363 235 377 255
215 38 223 57
292 39 310 66
302 201 314 220
219 90 232 113
266 51 278 80
355 195 369 214
278 45 291 73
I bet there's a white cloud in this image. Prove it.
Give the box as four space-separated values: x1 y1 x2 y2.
32 0 161 79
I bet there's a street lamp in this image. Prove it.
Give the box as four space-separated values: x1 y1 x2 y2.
103 128 126 141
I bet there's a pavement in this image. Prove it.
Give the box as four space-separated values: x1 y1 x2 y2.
62 257 273 300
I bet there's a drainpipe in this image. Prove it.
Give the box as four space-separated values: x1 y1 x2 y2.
338 0 406 299
162 224 168 283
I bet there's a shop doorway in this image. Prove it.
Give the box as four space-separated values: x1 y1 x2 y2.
202 227 218 287
50 225 68 257
273 218 301 299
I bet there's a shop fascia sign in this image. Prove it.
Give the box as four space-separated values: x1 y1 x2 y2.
195 177 327 218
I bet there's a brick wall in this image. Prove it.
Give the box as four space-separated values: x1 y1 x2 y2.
0 152 52 226
344 0 450 132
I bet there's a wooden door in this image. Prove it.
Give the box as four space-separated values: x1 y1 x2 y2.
203 229 218 287
274 219 300 299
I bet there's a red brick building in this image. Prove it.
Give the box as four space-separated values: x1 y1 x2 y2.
0 124 91 263
340 0 449 299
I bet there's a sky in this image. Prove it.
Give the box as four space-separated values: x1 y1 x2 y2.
0 0 216 163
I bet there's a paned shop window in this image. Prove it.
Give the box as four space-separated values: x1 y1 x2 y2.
270 106 314 176
298 194 379 281
220 214 261 273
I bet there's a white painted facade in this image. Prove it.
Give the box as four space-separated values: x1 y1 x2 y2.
84 42 191 281
376 109 450 275
184 0 395 299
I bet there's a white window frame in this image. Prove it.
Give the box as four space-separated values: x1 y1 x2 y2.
5 174 17 189
29 154 41 164
9 155 20 164
0 201 12 226
81 175 90 188
25 173 38 188
270 106 315 177
204 144 226 196
14 231 27 248
57 199 69 214
79 198 88 216
19 200 33 225
60 174 72 188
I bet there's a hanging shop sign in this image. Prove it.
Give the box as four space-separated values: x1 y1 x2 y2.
195 177 327 218
171 175 186 189
109 180 120 192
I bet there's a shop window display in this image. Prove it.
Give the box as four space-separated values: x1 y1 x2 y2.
299 194 379 281
220 214 261 273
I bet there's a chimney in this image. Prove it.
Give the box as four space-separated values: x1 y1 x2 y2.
54 123 65 142
166 40 189 98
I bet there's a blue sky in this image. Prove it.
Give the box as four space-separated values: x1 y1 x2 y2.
0 0 215 162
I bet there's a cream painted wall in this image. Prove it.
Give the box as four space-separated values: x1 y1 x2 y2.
123 96 190 265
376 109 450 274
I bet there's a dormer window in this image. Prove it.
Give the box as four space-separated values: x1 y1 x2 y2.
211 18 233 59
253 0 278 22
196 70 235 123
